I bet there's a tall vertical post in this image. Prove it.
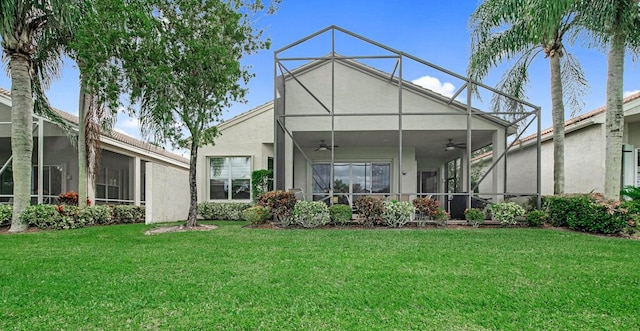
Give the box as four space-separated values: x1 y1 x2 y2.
37 118 44 204
398 56 403 200
330 28 335 205
504 127 508 194
273 51 278 190
133 156 141 206
536 107 542 208
466 83 472 209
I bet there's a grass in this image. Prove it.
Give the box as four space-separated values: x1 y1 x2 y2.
1 222 639 330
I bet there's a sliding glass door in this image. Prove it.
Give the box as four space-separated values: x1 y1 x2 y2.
312 162 390 205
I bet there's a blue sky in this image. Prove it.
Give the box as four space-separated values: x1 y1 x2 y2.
1 0 639 144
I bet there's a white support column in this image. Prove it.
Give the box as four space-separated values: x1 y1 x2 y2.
284 134 294 189
439 163 446 205
37 118 44 204
133 156 141 206
145 162 153 224
460 150 468 193
492 130 506 202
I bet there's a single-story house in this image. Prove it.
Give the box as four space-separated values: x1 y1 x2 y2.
0 87 190 224
477 92 640 195
197 26 540 218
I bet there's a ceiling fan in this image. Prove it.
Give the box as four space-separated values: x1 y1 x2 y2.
445 139 466 151
315 139 338 151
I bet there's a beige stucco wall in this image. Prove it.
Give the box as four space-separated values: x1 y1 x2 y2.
145 162 189 224
196 104 274 202
284 60 505 132
478 123 606 196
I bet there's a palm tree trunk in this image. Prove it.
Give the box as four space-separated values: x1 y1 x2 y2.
185 141 199 227
77 75 89 208
9 54 33 233
604 30 625 200
549 53 565 195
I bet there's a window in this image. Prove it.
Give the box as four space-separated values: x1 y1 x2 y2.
312 162 390 205
446 158 461 193
637 149 640 187
96 167 129 203
32 165 63 200
209 157 251 200
267 157 274 171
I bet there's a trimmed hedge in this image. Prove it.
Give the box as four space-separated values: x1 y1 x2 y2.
354 196 384 226
111 205 145 224
257 191 297 225
543 194 629 234
242 205 271 225
294 201 330 228
197 202 252 220
18 204 145 230
329 204 352 225
0 204 11 226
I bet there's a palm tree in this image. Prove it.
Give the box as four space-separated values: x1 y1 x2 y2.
1 0 81 232
577 0 640 199
71 0 157 207
468 0 587 195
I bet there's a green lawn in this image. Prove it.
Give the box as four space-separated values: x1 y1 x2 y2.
1 222 639 330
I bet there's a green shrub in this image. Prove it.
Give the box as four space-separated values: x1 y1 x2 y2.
505 196 536 212
433 208 450 223
21 205 61 229
294 201 330 228
412 197 440 220
80 205 112 225
382 200 415 227
329 204 352 225
543 194 628 234
543 195 573 227
354 196 384 227
621 186 640 201
491 202 525 226
464 208 485 228
242 205 271 225
111 205 145 224
251 169 273 202
526 209 546 227
21 205 89 230
0 204 11 226
257 190 296 225
197 202 252 220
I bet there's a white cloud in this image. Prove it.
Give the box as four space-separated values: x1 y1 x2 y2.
624 89 640 98
411 75 456 97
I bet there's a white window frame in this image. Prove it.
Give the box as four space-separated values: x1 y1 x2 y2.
208 156 253 201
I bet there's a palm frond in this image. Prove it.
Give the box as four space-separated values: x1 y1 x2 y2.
560 51 588 117
490 48 540 123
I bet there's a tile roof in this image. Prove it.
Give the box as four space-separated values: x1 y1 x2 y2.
472 91 640 162
514 91 640 145
0 87 189 165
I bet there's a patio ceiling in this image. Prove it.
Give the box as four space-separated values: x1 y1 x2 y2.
293 129 494 162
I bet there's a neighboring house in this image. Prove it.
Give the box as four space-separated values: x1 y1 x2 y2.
476 92 640 196
198 26 539 218
0 87 190 224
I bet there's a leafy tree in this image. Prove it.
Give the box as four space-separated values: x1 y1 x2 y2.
468 0 587 195
70 0 156 207
578 0 640 199
125 0 277 227
0 0 82 232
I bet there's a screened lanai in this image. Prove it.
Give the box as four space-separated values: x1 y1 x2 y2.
273 26 542 217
